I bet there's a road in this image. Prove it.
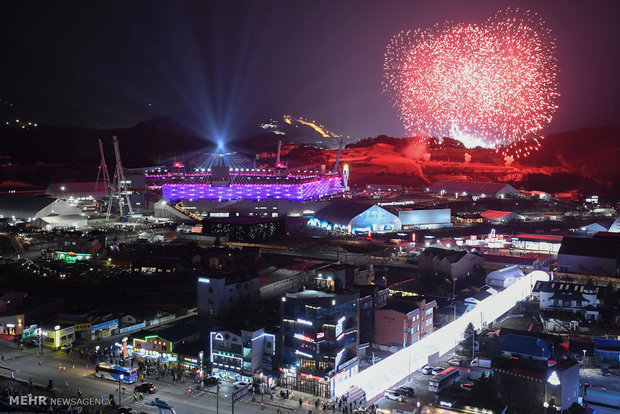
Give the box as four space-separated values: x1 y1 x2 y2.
0 344 289 414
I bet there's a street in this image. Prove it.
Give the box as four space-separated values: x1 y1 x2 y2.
0 342 331 414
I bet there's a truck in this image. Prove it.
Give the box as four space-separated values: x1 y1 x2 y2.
468 366 492 380
470 357 492 369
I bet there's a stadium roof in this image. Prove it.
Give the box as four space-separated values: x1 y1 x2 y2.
480 210 514 219
313 201 375 225
0 194 57 219
428 180 517 196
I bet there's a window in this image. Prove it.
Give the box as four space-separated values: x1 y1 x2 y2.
425 308 433 316
209 309 214 316
209 287 213 293
425 319 432 327
209 298 213 304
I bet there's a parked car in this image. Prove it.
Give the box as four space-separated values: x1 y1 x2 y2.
601 368 611 377
384 390 404 402
205 376 222 386
117 408 138 414
421 365 433 375
234 381 250 390
448 359 464 367
397 386 415 397
60 343 73 351
432 367 444 375
460 383 473 392
134 382 156 394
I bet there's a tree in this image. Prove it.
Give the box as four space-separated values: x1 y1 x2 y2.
465 322 475 339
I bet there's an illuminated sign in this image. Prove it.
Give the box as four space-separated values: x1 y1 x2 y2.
335 316 345 338
317 332 325 339
294 333 313 342
297 318 313 326
198 277 210 284
214 333 224 341
547 371 560 386
295 350 313 359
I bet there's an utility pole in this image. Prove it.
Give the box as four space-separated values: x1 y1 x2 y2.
452 276 456 322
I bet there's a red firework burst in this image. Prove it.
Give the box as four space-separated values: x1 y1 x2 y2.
383 8 559 158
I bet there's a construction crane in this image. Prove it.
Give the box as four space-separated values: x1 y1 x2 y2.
96 139 110 192
332 136 344 174
106 136 133 219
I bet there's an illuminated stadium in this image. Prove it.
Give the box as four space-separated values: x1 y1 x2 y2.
146 154 345 202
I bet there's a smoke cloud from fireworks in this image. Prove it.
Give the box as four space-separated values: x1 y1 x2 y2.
383 9 559 158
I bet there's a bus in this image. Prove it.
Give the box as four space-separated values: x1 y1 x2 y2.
429 367 460 392
95 363 138 384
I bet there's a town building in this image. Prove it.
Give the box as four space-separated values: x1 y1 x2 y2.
493 358 580 412
279 290 359 398
536 280 599 321
512 234 563 253
132 318 204 366
374 298 436 347
356 285 389 344
397 208 452 230
313 264 375 292
419 247 483 280
498 328 563 361
309 202 401 233
209 325 277 386
557 236 620 276
427 180 520 199
197 270 261 318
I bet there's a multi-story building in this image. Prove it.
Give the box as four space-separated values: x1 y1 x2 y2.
209 325 277 387
374 298 436 347
280 290 359 398
537 280 599 321
197 270 260 318
493 358 579 412
357 285 388 344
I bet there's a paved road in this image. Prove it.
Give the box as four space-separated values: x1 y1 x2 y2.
0 344 325 414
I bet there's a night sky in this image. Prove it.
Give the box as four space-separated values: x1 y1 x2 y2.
1 0 619 144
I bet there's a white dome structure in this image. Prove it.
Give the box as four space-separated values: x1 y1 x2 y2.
609 217 620 233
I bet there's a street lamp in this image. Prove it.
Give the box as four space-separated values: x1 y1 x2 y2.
118 374 124 406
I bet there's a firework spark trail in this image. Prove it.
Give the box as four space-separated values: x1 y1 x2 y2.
383 9 559 158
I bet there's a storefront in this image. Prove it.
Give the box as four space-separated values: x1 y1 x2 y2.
41 325 75 349
212 367 252 383
0 315 24 339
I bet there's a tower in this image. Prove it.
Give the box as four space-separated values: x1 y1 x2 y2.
106 136 133 219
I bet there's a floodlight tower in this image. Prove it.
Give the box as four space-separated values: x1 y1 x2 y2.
106 136 133 219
